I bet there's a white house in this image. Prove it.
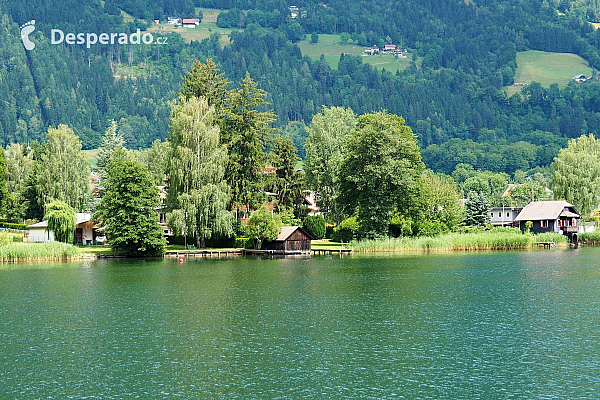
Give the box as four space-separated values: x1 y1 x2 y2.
26 213 104 245
182 18 200 28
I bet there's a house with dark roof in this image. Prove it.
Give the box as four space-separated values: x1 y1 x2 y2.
514 201 581 241
262 226 313 254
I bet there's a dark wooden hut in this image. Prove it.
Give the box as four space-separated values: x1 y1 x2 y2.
262 226 313 254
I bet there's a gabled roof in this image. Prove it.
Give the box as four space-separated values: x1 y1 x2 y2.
514 201 579 222
274 226 313 241
27 213 93 229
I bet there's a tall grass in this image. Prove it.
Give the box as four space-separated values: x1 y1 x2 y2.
580 231 600 244
351 230 540 253
533 232 568 244
0 242 81 262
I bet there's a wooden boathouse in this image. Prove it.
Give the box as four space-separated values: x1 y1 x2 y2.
262 226 313 254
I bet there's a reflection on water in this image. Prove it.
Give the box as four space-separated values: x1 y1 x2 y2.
0 249 599 398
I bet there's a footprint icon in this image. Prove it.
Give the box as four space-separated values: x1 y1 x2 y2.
20 20 35 51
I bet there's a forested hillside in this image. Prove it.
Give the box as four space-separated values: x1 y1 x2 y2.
2 0 600 175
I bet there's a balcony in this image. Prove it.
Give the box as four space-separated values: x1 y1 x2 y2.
562 226 578 233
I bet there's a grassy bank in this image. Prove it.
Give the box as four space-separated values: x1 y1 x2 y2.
0 242 81 262
349 230 567 253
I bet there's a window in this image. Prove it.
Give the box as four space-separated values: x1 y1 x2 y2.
507 212 510 217
498 212 501 218
540 220 549 228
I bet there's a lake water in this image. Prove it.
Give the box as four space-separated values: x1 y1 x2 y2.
1 249 599 398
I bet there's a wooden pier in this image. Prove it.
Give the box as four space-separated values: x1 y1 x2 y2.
98 248 352 259
536 242 556 249
164 250 243 258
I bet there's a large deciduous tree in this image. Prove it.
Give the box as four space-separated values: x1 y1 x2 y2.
551 134 600 215
338 111 424 239
246 204 282 249
38 125 90 211
411 170 464 235
305 106 356 222
166 96 233 248
4 143 34 218
94 151 166 256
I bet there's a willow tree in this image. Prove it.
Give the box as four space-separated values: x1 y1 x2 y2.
44 200 76 243
38 125 90 210
305 106 356 222
166 96 233 248
551 134 600 215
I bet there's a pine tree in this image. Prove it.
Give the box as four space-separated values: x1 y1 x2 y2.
96 121 125 178
180 59 231 113
223 72 275 212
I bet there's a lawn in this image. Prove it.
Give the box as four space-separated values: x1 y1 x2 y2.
298 34 412 72
505 50 592 96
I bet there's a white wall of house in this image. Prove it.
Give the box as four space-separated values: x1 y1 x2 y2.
28 228 54 243
80 227 95 244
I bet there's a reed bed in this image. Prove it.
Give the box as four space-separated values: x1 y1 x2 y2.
351 230 538 253
533 232 568 244
579 231 600 245
0 242 81 262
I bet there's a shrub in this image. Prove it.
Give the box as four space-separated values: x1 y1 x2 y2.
0 222 28 230
325 225 335 239
416 220 447 236
234 237 252 249
302 215 326 239
332 216 359 242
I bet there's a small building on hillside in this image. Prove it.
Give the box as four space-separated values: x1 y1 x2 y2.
182 18 200 27
383 44 396 52
573 74 587 83
262 226 313 254
514 200 581 241
167 17 181 25
26 213 104 245
489 206 523 227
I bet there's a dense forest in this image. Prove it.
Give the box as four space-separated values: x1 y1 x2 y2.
2 0 600 177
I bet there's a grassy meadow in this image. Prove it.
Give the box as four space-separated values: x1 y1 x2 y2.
505 50 592 95
298 34 413 72
146 8 235 47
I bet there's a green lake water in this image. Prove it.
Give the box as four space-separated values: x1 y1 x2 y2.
1 249 599 398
